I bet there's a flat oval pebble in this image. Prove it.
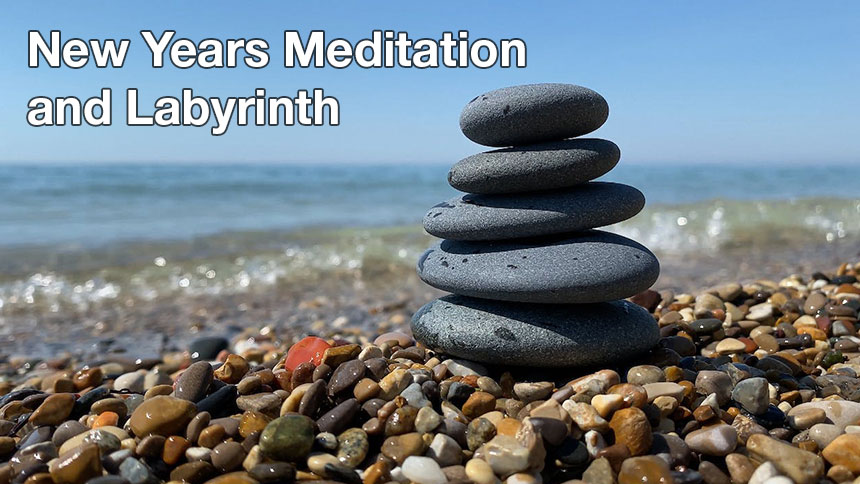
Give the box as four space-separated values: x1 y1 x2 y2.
411 295 659 367
448 138 620 194
460 83 609 147
787 401 860 430
417 230 659 304
128 396 197 437
423 182 644 241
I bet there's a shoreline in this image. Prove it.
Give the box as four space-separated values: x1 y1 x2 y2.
1 235 857 358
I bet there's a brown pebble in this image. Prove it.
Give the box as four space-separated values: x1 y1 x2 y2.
186 411 211 444
699 460 731 484
384 405 418 436
145 384 176 399
171 461 217 484
362 417 384 436
353 378 380 402
211 417 240 437
826 465 855 483
72 368 103 391
200 471 258 484
608 384 648 409
136 435 166 458
362 460 391 484
48 443 102 484
725 453 755 484
617 455 672 484
272 370 292 392
381 432 427 464
214 354 250 384
291 362 315 388
211 441 246 473
321 344 361 368
693 405 716 423
609 407 652 456
29 393 76 426
163 435 191 466
462 392 496 419
0 436 16 456
298 379 327 417
312 363 332 381
237 376 262 395
24 472 54 484
821 433 860 474
239 411 271 439
129 395 198 437
596 443 631 474
90 398 128 419
198 425 227 448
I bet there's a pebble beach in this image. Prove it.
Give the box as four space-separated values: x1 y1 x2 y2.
2 259 860 484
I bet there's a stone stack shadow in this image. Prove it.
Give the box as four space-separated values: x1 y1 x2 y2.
412 83 661 367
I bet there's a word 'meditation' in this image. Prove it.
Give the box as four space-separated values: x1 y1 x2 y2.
29 30 527 70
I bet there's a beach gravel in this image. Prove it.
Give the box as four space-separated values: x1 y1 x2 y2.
1 261 859 484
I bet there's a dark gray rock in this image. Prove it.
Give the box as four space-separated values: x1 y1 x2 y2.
732 377 770 415
423 182 644 241
188 336 229 362
411 295 659 367
417 230 659 304
459 84 609 147
448 138 620 194
174 361 213 402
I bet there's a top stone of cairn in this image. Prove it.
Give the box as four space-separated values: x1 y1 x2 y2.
459 83 609 147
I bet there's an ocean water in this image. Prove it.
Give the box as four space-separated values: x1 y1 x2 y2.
0 162 858 318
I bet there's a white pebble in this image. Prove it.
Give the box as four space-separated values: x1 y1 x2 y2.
749 462 780 484
506 472 542 484
700 393 720 411
444 358 488 377
585 430 606 458
113 370 146 392
428 433 462 467
762 478 793 484
768 383 779 400
389 466 407 483
185 446 212 462
402 456 448 484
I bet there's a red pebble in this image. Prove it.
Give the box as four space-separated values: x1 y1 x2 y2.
283 336 331 370
738 337 758 354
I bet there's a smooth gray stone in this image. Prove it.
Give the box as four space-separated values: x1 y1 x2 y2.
417 230 659 304
459 83 609 147
448 138 620 194
423 182 644 241
411 295 659 367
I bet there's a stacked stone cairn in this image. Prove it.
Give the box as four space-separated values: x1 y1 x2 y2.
413 83 661 367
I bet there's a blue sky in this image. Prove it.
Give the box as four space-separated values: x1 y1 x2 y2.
1 1 858 164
